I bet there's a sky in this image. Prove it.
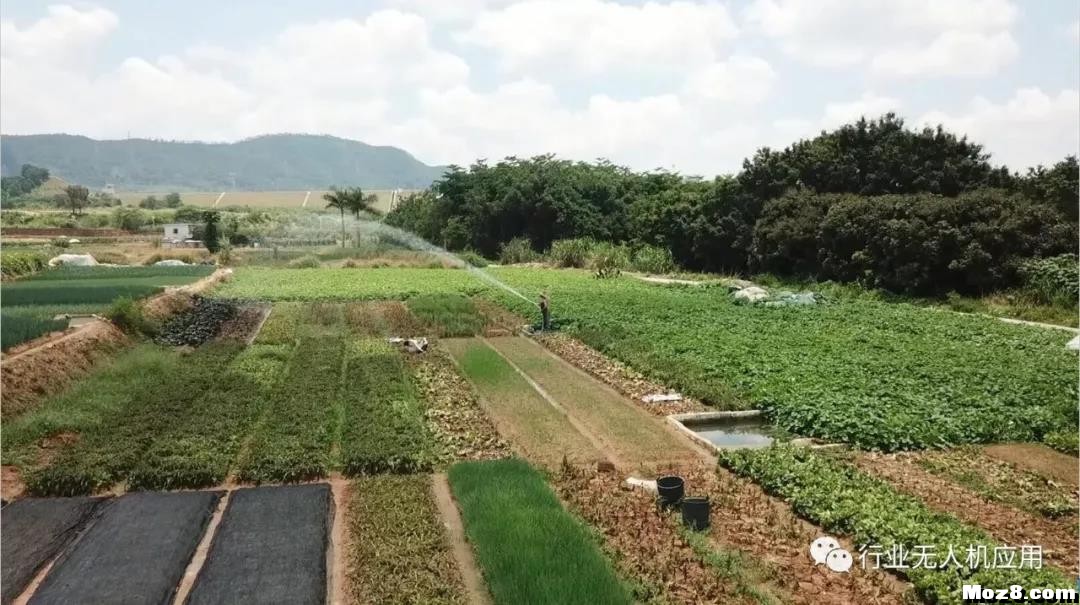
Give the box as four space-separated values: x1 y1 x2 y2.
1 0 1077 176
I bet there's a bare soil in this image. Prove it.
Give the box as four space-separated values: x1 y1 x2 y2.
855 452 1078 574
1 321 128 419
471 298 526 336
534 332 709 415
214 303 271 344
983 444 1079 488
2 465 26 501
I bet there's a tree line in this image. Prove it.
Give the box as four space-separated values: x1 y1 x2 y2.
386 114 1078 296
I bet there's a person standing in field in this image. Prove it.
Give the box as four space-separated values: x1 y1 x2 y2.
539 292 550 331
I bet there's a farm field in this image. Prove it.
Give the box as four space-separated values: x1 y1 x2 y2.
0 264 215 350
220 265 1078 452
2 262 1077 604
113 189 413 211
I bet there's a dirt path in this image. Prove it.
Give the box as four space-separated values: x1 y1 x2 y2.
855 452 1078 574
983 443 1079 487
432 473 492 605
485 336 708 473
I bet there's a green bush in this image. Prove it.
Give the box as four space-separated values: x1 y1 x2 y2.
630 244 675 274
0 250 49 279
287 255 321 268
589 242 629 278
459 250 489 268
1043 430 1078 455
548 238 594 268
1018 254 1078 305
498 237 539 264
106 297 157 335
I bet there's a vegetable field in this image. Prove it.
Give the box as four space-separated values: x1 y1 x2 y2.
484 268 1077 451
0 265 214 349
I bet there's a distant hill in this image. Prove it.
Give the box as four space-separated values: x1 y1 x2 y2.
0 134 446 190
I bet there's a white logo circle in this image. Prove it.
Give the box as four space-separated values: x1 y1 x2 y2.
810 536 839 565
825 547 853 573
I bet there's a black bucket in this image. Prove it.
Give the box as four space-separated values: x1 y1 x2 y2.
656 475 684 507
681 496 710 531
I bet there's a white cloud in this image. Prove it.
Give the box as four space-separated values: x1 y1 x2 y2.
459 0 739 74
769 92 902 146
918 88 1080 169
744 0 1018 76
871 31 1018 77
683 55 777 104
0 4 117 66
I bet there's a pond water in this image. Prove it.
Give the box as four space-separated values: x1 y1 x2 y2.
687 419 774 449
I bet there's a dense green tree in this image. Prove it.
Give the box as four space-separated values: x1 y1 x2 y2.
138 195 161 209
63 185 89 217
739 114 1013 201
203 210 221 254
164 192 182 208
1017 156 1078 222
1 163 50 199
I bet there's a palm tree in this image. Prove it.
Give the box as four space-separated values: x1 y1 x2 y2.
346 188 381 219
323 187 349 247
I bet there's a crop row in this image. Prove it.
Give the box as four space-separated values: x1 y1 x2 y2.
127 344 291 490
449 458 631 605
485 267 1077 451
347 475 467 604
11 345 244 495
719 446 1070 604
2 282 165 306
23 265 215 281
339 339 435 474
0 310 68 350
406 294 487 337
216 267 485 301
235 336 341 483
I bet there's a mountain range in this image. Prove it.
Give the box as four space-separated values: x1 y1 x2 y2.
0 133 446 190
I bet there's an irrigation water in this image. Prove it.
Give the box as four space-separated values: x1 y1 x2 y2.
350 219 539 309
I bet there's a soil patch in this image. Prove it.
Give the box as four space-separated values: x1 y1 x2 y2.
1 321 128 420
2 466 26 501
534 332 709 415
855 452 1078 574
983 443 1079 488
911 447 1076 518
214 303 271 344
408 348 512 463
472 298 527 336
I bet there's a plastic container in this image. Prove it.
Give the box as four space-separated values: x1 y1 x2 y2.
681 496 710 531
656 475 684 507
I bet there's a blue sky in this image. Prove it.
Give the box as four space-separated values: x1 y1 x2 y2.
2 0 1077 175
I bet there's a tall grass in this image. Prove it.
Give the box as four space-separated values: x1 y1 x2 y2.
1 283 164 306
448 458 631 605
